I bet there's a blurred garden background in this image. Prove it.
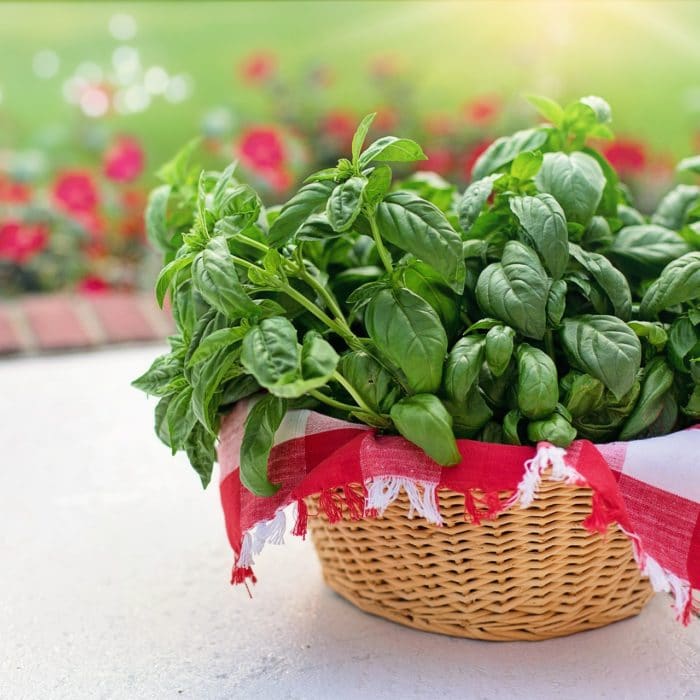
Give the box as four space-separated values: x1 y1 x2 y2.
1 0 700 299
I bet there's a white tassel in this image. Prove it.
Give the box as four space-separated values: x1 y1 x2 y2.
365 476 443 525
235 507 286 569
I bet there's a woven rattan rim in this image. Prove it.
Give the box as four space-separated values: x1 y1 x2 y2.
308 479 654 641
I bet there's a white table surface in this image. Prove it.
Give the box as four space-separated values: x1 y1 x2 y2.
1 346 698 699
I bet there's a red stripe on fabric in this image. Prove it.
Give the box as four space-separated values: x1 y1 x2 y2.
689 512 700 590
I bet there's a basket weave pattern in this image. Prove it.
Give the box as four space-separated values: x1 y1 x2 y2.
308 479 654 641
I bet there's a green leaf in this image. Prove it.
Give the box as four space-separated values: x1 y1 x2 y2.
267 180 335 247
299 331 339 387
240 317 299 389
619 358 674 440
185 422 217 488
390 394 461 466
640 252 700 317
560 315 642 398
472 128 548 180
375 191 465 292
526 94 564 127
359 136 427 168
155 253 195 308
511 151 543 180
503 409 523 445
363 165 393 208
651 185 700 230
546 279 567 326
365 287 448 394
240 395 287 496
326 176 366 232
146 184 172 252
569 244 632 320
445 388 493 438
156 138 199 187
215 183 261 227
166 386 196 453
581 147 620 218
668 317 697 372
510 194 568 280
628 321 668 351
351 112 376 165
304 167 340 183
475 240 550 340
188 326 247 367
579 95 612 124
516 344 559 419
132 353 183 396
677 155 700 175
527 413 577 447
338 351 400 414
610 225 691 278
190 347 239 434
191 237 258 316
485 325 515 378
535 151 606 225
458 175 496 232
563 372 605 418
443 336 484 402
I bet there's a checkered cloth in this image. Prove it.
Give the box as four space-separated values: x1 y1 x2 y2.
218 399 699 624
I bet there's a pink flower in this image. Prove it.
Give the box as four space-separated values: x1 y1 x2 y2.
52 171 99 215
103 136 145 183
320 110 357 149
423 147 455 176
602 139 648 175
461 140 493 181
373 106 399 132
464 96 501 126
0 220 49 264
77 274 109 295
237 126 287 172
239 52 277 84
0 175 31 204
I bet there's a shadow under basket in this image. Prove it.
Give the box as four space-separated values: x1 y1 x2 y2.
307 479 654 641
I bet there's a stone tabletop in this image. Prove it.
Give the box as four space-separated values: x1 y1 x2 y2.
1 346 698 699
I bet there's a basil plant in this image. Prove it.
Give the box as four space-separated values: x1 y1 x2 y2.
134 96 700 496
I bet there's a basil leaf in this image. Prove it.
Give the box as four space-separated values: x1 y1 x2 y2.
351 113 376 165
295 213 341 241
240 395 287 496
527 413 577 447
526 94 564 127
640 252 700 317
241 317 299 390
503 409 524 445
185 422 217 488
132 353 183 396
677 156 700 175
458 175 496 232
443 336 485 402
485 325 515 378
563 372 605 418
359 136 427 167
267 180 335 247
155 253 195 308
475 241 549 340
560 315 642 399
535 151 606 225
338 351 400 414
610 225 691 278
668 318 697 372
365 287 448 394
546 279 567 327
188 326 247 367
651 184 700 230
445 388 493 438
327 176 366 232
191 347 239 434
628 321 668 351
619 358 674 440
511 150 543 180
472 128 548 180
390 394 461 466
569 244 632 320
364 165 392 208
192 237 258 316
146 184 172 252
516 344 559 420
510 193 569 280
375 191 465 292
166 386 196 453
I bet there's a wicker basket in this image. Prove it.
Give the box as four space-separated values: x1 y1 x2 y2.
308 478 654 641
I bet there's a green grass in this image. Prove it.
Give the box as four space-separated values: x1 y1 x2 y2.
1 1 699 172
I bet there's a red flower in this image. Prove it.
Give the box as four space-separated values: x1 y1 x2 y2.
77 274 110 295
464 96 501 126
237 126 287 172
373 106 399 132
52 171 99 215
462 140 493 181
0 220 49 264
103 136 145 183
239 52 277 84
320 110 357 148
0 175 31 204
423 147 455 176
602 139 647 175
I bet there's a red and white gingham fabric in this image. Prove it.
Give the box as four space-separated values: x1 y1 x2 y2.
218 399 700 625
